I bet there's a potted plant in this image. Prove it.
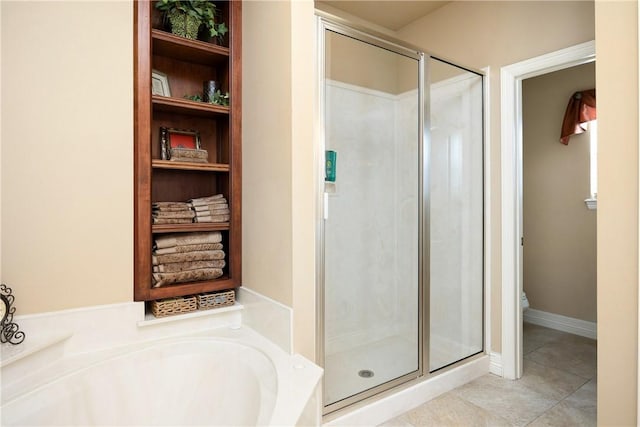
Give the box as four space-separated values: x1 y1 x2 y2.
156 0 228 42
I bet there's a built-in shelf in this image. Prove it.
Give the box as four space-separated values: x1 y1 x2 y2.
138 302 243 327
152 29 229 64
135 1 241 301
152 95 230 117
152 159 230 172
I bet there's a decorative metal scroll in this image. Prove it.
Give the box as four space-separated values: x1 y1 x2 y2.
0 284 25 345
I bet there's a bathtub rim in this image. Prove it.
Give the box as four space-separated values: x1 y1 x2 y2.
1 325 322 427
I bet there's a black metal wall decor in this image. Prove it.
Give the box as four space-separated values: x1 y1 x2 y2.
0 284 25 345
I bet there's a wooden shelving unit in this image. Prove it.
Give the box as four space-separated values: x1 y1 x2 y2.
134 1 242 302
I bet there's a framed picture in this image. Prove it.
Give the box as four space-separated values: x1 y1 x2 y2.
151 70 171 97
160 127 201 160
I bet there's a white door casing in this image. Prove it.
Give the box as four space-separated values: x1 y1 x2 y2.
500 41 595 380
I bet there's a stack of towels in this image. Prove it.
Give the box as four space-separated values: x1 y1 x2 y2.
152 231 225 287
188 194 230 223
152 202 195 224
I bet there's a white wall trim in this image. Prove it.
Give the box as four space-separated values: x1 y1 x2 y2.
489 351 502 376
500 40 595 380
483 66 492 357
637 4 640 423
524 309 597 339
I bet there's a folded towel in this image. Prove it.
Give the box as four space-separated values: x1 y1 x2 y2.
153 259 226 273
154 231 222 249
153 210 195 219
194 214 230 223
193 203 228 212
153 202 191 209
152 268 224 287
152 249 225 265
154 242 223 255
153 218 194 224
189 194 226 206
152 206 193 213
194 206 229 214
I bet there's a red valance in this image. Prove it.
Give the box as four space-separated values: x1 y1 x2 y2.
560 89 596 145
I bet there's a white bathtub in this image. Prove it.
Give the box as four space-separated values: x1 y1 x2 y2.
1 327 322 426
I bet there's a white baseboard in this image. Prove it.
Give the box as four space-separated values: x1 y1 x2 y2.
524 308 597 339
489 352 503 376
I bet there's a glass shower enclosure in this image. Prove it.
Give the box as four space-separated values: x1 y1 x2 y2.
319 17 484 413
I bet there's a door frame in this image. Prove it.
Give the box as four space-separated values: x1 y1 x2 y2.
500 40 596 380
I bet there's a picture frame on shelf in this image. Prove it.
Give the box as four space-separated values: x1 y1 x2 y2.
160 127 202 160
151 70 171 97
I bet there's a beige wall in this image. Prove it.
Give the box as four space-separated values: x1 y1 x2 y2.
291 0 317 361
522 63 597 322
326 30 400 94
397 0 596 352
1 1 133 314
242 0 293 307
595 1 638 424
243 0 316 360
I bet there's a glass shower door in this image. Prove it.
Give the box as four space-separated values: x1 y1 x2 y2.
322 28 422 409
428 58 484 371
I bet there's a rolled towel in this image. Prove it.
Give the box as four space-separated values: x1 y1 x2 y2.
152 268 224 287
154 242 223 255
153 259 226 273
154 231 222 249
152 249 225 265
153 218 194 224
194 214 230 223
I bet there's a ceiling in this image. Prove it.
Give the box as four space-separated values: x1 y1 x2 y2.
318 1 449 31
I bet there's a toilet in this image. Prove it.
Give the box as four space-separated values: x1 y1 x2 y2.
521 292 530 312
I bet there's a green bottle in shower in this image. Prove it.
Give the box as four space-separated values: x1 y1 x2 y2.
325 150 337 182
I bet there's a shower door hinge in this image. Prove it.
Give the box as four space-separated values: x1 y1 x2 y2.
521 237 524 246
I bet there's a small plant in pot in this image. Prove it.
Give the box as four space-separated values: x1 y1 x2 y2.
156 0 228 43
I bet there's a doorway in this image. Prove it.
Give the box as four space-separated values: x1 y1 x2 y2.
500 41 596 380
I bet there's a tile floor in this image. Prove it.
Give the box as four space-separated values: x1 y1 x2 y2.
380 323 597 426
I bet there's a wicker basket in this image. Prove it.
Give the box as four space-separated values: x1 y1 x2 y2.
151 295 198 318
197 290 235 310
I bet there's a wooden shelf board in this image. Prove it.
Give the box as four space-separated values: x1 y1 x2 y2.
152 95 230 117
152 29 229 65
152 223 230 234
147 278 237 299
152 159 230 172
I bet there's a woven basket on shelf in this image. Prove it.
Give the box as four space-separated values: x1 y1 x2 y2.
197 290 235 310
151 295 198 318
